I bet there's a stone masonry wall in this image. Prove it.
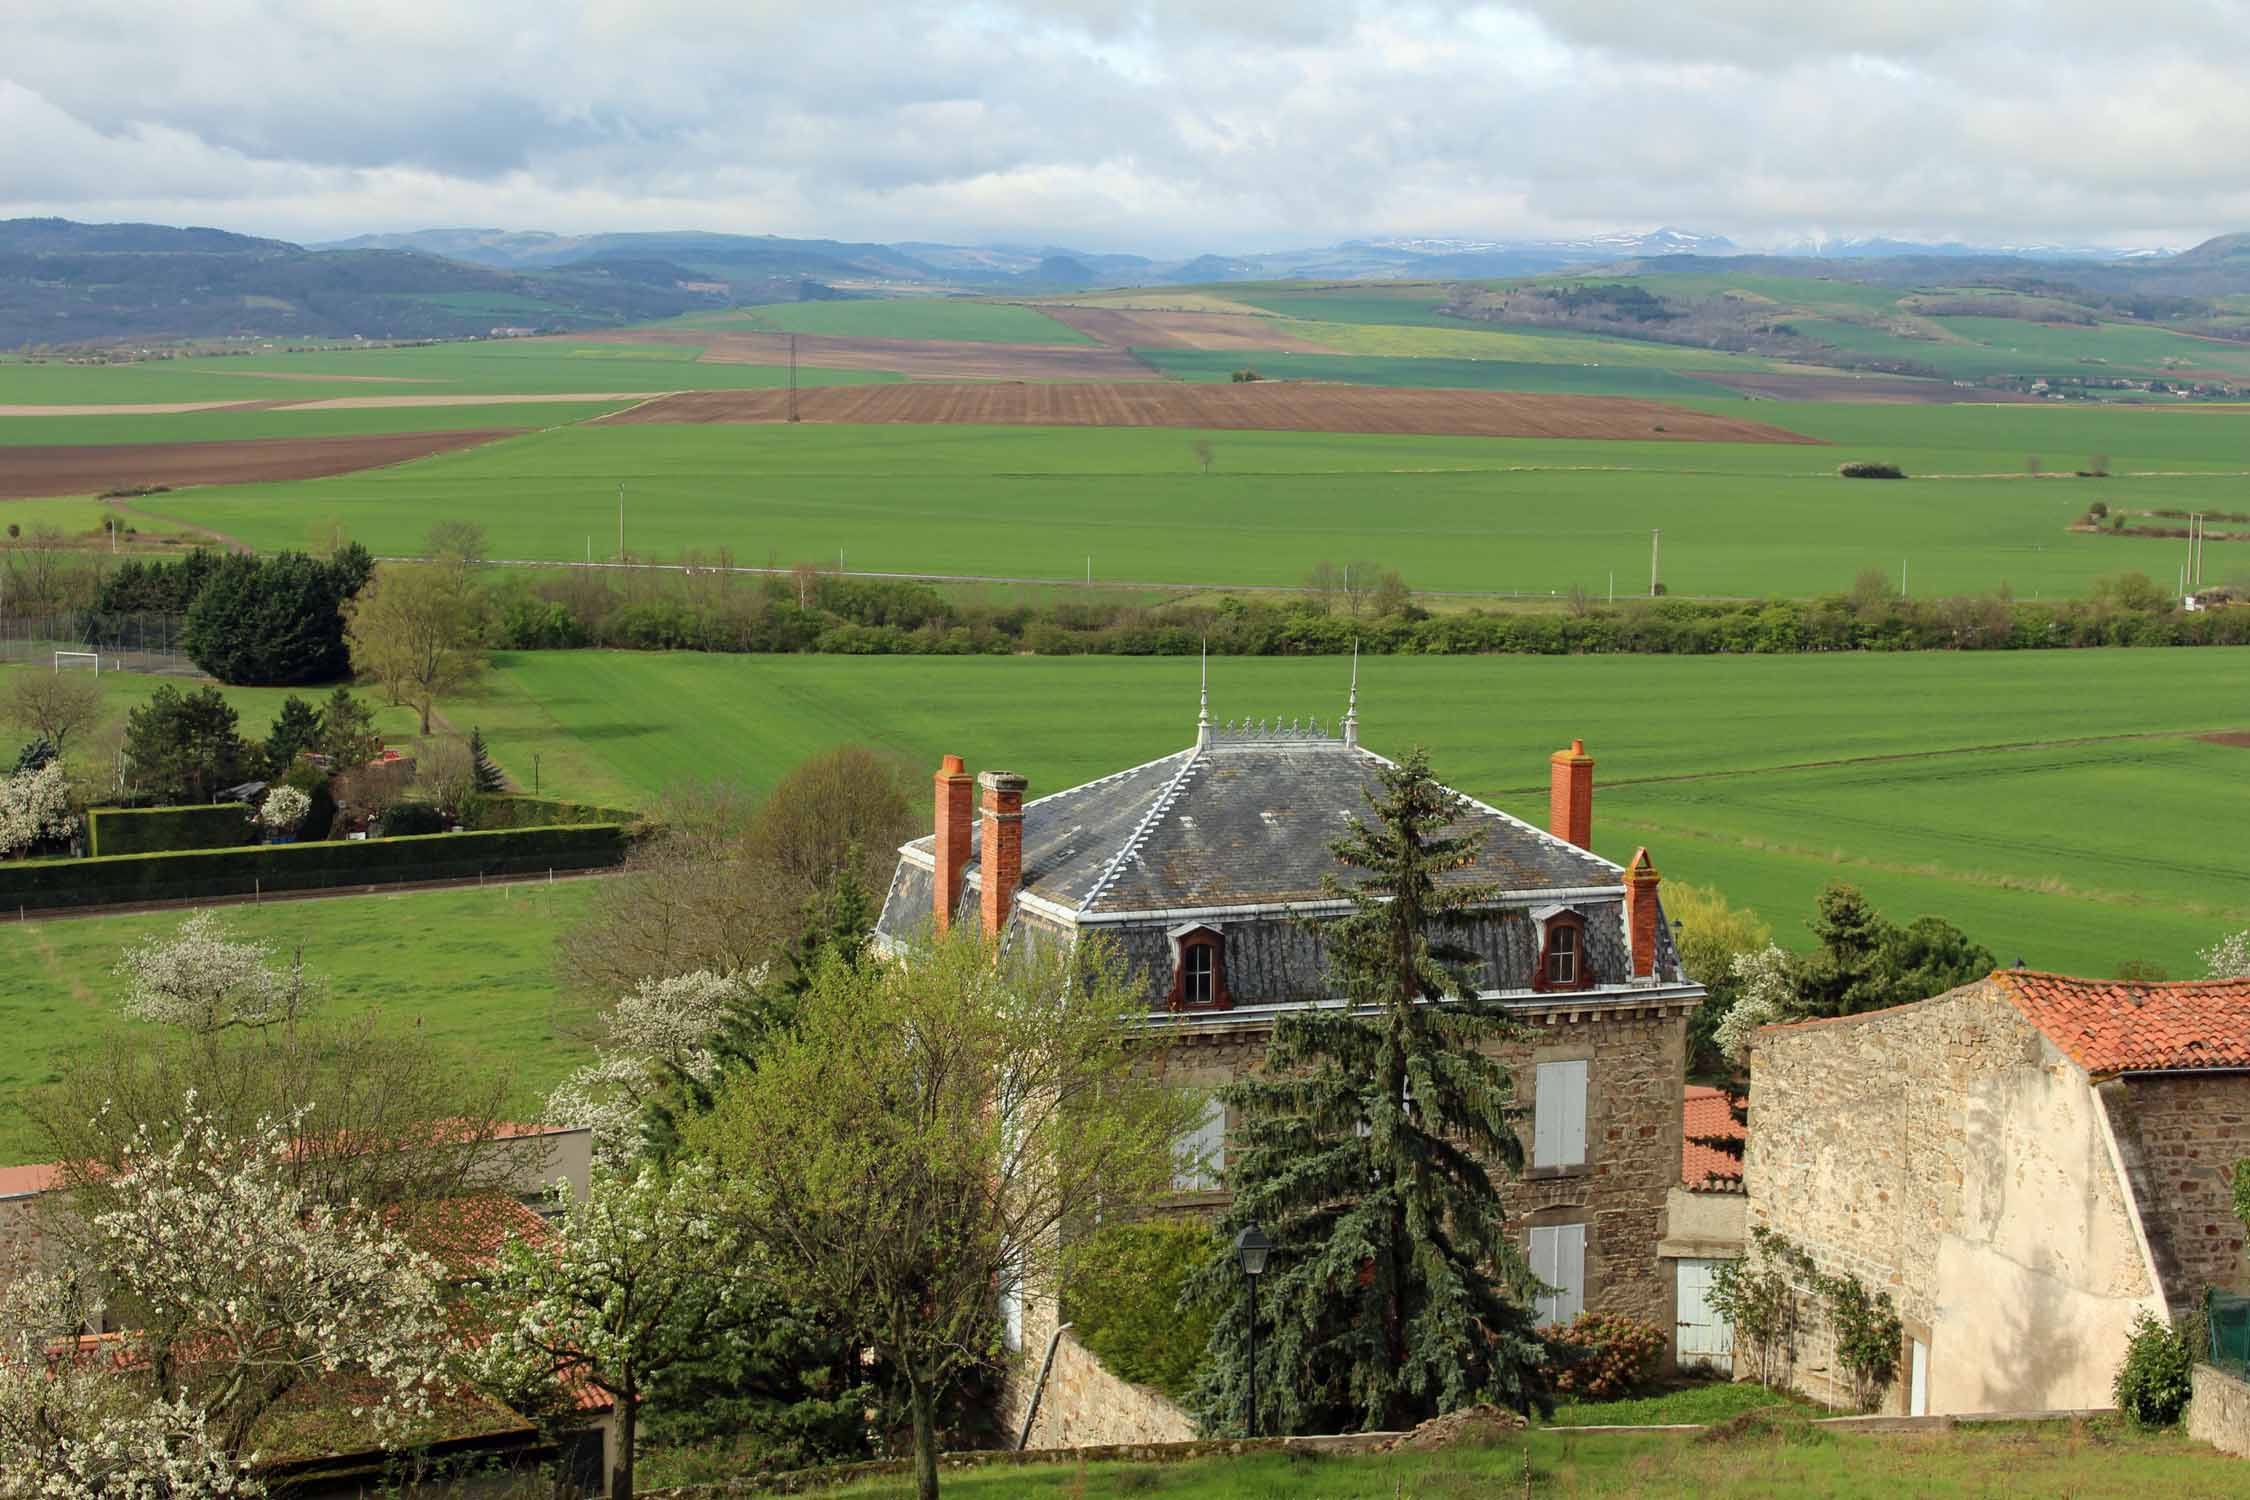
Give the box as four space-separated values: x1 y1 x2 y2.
2190 1363 2250 1458
1749 982 2161 1415
2107 1074 2250 1306
1020 1330 1197 1449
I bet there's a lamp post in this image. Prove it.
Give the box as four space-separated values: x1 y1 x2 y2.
1234 1223 1270 1437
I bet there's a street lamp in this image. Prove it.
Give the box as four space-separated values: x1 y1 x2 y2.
1234 1223 1271 1437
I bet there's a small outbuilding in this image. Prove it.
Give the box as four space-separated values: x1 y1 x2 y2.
1748 970 2250 1415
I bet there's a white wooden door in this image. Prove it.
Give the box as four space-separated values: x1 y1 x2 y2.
1908 1338 1929 1416
1675 1258 1733 1368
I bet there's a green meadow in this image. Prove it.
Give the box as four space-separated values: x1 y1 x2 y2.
433 648 2250 981
0 880 593 1165
126 416 2250 598
726 299 1093 344
1138 349 1729 400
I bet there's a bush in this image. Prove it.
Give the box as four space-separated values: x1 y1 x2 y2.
1837 461 1906 479
1543 1312 1667 1400
458 794 639 831
86 803 255 857
2113 1310 2194 1428
0 823 632 912
377 801 449 837
1060 1220 1215 1401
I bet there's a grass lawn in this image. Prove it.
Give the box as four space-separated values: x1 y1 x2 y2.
123 416 2250 599
0 879 593 1165
439 648 2250 978
714 1423 2244 1498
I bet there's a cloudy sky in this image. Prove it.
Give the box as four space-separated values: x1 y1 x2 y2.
7 0 2250 254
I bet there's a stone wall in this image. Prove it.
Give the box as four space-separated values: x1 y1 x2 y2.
1018 1330 1197 1449
1748 982 2164 1415
2190 1363 2250 1459
2105 1075 2250 1306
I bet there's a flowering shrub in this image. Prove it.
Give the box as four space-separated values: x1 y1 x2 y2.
115 911 322 1033
545 969 752 1167
0 759 75 857
1715 943 1799 1065
257 784 311 836
2204 928 2250 979
1542 1312 1667 1399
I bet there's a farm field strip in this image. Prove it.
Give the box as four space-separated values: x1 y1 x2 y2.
1038 305 1338 352
0 401 643 449
128 421 2250 598
575 326 1155 381
0 428 533 501
443 649 2250 978
722 299 1099 345
595 382 1818 443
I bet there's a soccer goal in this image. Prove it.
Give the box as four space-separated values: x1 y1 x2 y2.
54 650 100 676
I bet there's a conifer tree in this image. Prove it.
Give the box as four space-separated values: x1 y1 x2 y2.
1187 748 1547 1434
468 726 505 792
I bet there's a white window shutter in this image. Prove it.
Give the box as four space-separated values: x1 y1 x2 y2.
1529 1226 1558 1323
1173 1096 1226 1191
1557 1222 1586 1323
1559 1060 1588 1167
1534 1060 1587 1168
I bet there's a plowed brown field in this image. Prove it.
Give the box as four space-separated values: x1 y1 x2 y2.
572 327 1151 381
0 429 524 501
1038 307 1335 352
597 383 1819 444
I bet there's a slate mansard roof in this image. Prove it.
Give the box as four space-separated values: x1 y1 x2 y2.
877 721 1638 938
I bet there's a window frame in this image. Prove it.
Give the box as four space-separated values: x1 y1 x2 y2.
1166 924 1232 1011
1530 906 1593 993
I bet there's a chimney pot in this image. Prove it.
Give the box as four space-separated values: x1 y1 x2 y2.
932 754 975 931
979 771 1028 940
1549 740 1595 850
1624 847 1662 981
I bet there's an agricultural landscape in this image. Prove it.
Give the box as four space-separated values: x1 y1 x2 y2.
4 206 2250 1494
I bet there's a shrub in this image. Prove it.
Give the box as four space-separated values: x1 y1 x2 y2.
2089 500 2110 519
86 803 255 858
377 801 449 838
2113 1310 2194 1427
1543 1312 1667 1399
1060 1220 1215 1401
1837 461 1906 479
1815 1271 1903 1412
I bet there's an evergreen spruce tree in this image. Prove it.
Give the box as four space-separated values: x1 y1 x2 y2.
1187 748 1547 1435
468 727 505 793
261 695 326 779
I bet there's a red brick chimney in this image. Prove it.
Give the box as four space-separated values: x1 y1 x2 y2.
1624 847 1662 980
978 770 1028 940
932 754 973 931
1549 739 1594 850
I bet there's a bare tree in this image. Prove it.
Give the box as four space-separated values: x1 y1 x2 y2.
1191 439 1214 476
1304 560 1341 615
6 669 104 755
425 519 489 570
1369 568 1412 618
342 562 489 733
1340 559 1381 618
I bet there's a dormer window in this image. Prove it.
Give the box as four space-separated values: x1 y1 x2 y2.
1530 905 1592 993
1167 924 1230 1010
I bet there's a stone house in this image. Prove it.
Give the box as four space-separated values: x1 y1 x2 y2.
1747 970 2250 1416
872 694 1705 1440
1663 1086 1747 1372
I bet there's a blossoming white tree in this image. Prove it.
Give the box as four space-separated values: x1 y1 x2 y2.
467 1162 751 1500
1715 942 1801 1066
114 912 322 1034
254 786 310 838
0 758 75 857
2203 929 2250 980
0 1107 448 1492
544 970 746 1167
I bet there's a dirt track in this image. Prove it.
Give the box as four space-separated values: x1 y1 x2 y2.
0 429 526 500
1685 370 2043 404
1037 306 1336 353
597 383 1820 443
574 327 1154 381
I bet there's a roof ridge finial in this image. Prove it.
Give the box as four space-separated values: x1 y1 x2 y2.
1342 641 1360 748
1196 638 1212 749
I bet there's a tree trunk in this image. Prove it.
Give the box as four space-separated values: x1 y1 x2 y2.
610 1396 636 1500
906 1367 941 1500
417 695 433 735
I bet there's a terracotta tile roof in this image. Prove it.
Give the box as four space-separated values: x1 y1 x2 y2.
1993 970 2250 1076
0 1163 61 1199
1682 1084 1745 1190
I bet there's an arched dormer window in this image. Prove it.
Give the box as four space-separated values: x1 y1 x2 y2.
1530 904 1592 993
1167 924 1230 1011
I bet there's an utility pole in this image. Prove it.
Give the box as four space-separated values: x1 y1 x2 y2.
1607 570 1614 605
1649 529 1661 597
618 484 625 561
788 334 800 423
1902 558 1910 597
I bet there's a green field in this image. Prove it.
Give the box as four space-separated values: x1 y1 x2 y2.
0 399 641 451
1139 350 1731 400
431 649 2250 981
724 299 1094 345
125 417 2250 598
670 1423 2247 1499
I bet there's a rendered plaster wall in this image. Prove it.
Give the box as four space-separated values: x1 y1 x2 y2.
1748 985 2162 1415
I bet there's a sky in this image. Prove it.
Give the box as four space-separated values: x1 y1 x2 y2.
6 0 2250 255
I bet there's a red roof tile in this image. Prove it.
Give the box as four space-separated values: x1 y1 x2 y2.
1683 1084 1745 1190
1994 970 2250 1076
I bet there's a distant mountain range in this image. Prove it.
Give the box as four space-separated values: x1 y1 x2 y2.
0 215 2240 350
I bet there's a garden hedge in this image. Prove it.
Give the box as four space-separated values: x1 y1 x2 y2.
459 794 641 831
0 824 632 913
87 803 258 858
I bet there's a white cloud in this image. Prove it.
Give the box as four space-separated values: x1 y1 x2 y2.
4 1 2249 253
